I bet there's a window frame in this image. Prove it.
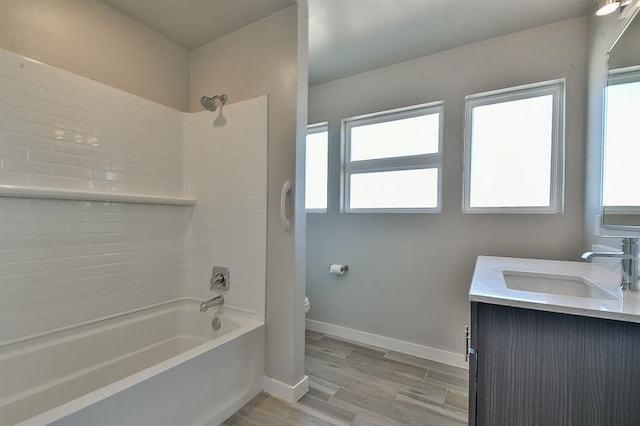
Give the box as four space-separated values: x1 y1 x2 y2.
602 66 640 210
462 79 565 214
305 122 329 213
341 101 444 213
608 65 640 87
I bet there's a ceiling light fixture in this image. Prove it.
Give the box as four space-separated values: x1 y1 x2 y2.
596 0 621 16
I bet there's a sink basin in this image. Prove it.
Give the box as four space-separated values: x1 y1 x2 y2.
503 270 619 300
470 257 630 321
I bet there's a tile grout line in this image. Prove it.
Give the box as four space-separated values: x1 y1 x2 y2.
422 367 430 381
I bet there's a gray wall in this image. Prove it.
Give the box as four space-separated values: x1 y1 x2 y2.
190 5 306 387
307 17 588 356
0 0 189 111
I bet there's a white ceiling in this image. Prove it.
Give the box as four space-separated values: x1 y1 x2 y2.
101 0 594 86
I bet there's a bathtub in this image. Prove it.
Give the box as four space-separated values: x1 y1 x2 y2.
0 298 264 426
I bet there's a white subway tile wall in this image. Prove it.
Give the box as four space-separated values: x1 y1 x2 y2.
0 49 267 342
183 97 268 315
0 198 189 342
0 49 183 195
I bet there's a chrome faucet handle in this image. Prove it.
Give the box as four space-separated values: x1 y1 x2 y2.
610 237 640 291
581 236 640 291
621 237 639 253
210 266 230 291
593 236 639 256
598 235 639 243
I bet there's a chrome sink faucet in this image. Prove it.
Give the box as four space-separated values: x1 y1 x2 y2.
581 237 639 291
200 295 224 312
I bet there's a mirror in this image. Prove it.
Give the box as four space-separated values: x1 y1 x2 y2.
602 7 640 227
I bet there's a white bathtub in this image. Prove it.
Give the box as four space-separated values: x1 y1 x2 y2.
0 298 264 426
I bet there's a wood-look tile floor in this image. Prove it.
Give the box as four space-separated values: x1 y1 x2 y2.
223 330 469 425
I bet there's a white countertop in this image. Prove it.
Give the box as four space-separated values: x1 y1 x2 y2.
469 256 640 323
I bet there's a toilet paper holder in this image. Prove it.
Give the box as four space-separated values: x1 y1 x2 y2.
329 264 349 275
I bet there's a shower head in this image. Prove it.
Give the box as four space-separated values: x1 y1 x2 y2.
200 96 217 111
200 94 228 111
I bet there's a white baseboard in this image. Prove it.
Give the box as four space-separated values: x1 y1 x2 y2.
306 319 467 369
263 375 309 403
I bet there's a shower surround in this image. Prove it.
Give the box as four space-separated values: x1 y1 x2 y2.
0 48 267 423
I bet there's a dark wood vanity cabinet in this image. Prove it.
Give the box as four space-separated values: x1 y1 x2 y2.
468 302 640 426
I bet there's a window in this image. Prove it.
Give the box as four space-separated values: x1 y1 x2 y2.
603 68 640 207
342 102 443 212
305 123 328 211
463 79 565 213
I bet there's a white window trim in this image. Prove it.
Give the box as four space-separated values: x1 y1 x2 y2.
607 65 640 86
602 67 640 212
462 79 565 214
308 122 328 134
306 122 329 213
341 101 444 213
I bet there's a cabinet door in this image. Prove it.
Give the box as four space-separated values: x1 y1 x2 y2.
468 302 478 426
475 303 640 426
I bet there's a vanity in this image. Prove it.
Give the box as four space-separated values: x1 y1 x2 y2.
468 256 640 426
466 2 640 424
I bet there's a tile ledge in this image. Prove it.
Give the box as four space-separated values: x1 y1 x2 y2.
0 184 196 205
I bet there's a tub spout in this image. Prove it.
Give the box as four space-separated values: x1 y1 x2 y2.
200 295 224 312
